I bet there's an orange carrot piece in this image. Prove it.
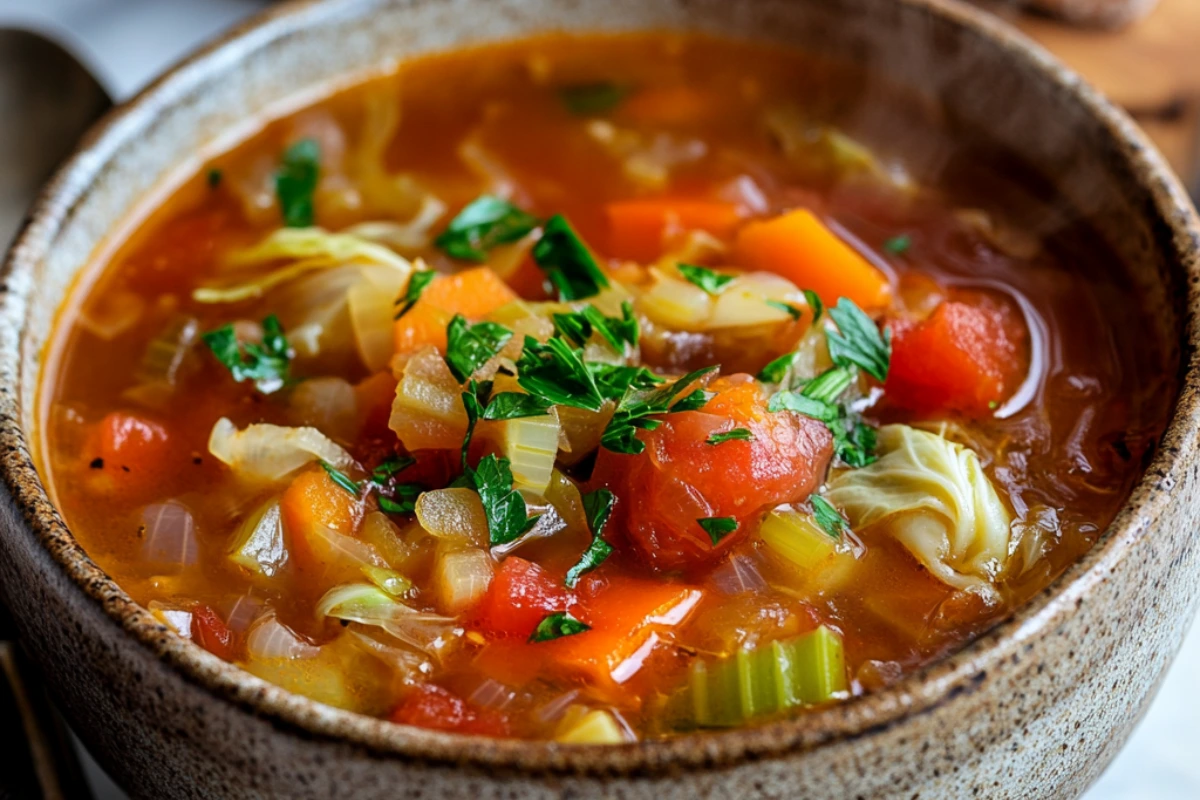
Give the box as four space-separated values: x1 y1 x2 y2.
393 267 518 354
619 86 723 126
280 467 366 580
354 371 400 438
735 209 892 309
606 199 742 261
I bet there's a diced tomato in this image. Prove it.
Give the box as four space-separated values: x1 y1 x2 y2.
885 291 1028 417
390 684 510 737
473 557 574 639
190 604 236 661
90 411 175 491
591 376 833 570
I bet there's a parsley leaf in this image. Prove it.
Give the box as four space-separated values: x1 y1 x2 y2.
444 315 512 382
707 428 753 445
202 314 292 394
826 298 891 382
765 299 802 320
601 366 717 454
532 215 609 301
566 488 615 588
757 352 798 384
276 139 320 228
559 82 631 116
588 363 665 401
800 365 855 403
553 302 639 352
372 454 415 483
803 289 824 323
460 380 490 471
840 420 879 468
378 484 423 516
320 461 360 496
516 336 607 411
529 611 591 643
678 263 735 295
474 454 540 546
698 516 738 545
483 392 554 421
435 195 540 261
810 495 848 540
769 367 878 467
394 269 437 320
883 234 912 255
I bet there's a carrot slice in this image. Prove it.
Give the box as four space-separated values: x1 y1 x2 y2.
280 467 367 583
734 209 892 309
606 199 742 261
393 267 518 354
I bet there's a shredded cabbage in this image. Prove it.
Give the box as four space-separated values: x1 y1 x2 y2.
208 417 355 482
345 195 448 252
825 424 1011 591
316 583 456 654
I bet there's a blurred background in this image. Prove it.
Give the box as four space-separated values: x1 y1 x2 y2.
0 0 1195 798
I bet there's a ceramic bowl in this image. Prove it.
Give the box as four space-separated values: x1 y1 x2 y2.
1 1 1198 797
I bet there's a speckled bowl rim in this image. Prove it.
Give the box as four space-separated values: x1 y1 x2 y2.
3 0 1199 778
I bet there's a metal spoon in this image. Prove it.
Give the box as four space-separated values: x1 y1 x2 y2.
0 26 111 799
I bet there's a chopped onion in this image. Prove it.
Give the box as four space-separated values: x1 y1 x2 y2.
467 678 517 711
140 501 198 572
223 593 266 634
286 376 359 443
343 627 429 677
348 265 408 372
389 348 469 451
148 601 193 638
432 547 494 615
77 289 146 340
246 612 320 660
207 417 355 482
535 689 581 724
711 555 768 596
228 499 288 578
414 488 489 547
316 583 456 654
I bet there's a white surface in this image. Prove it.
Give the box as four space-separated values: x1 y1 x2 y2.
0 1 1195 797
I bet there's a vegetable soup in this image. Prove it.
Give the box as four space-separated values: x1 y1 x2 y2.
39 33 1172 742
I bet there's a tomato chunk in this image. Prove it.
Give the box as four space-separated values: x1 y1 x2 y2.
390 684 510 737
90 411 175 491
473 557 574 639
885 292 1028 417
190 604 236 661
592 376 833 570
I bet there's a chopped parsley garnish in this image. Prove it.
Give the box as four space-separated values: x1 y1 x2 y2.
883 234 912 255
394 269 437 320
553 302 639 353
707 428 754 445
678 263 735 295
765 299 802 320
276 138 320 228
804 289 824 322
372 454 415 483
559 82 631 116
826 298 891 382
532 215 609 301
566 488 616 588
460 379 490 471
474 454 540 546
444 315 512 382
435 195 541 262
516 336 607 411
589 363 665 400
529 611 591 643
800 365 856 403
601 366 717 454
206 168 223 189
202 314 291 394
320 461 360 497
810 495 848 540
482 392 554 421
698 516 738 545
757 352 798 384
840 421 879 469
377 484 423 516
769 364 877 467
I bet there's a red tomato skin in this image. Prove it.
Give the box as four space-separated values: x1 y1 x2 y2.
593 377 833 571
390 684 510 737
472 557 574 639
91 411 174 491
885 293 1028 417
190 605 236 661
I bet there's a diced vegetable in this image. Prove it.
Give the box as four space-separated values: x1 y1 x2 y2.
316 583 454 654
554 706 631 743
497 413 560 495
414 488 489 547
759 508 839 573
208 417 354 483
388 347 468 452
287 376 359 443
228 498 289 578
91 411 174 491
734 209 891 310
605 199 741 261
474 557 573 639
432 547 494 614
191 605 236 661
825 425 1011 591
348 265 409 372
393 267 517 354
280 467 376 586
390 684 510 736
139 500 199 572
361 565 415 598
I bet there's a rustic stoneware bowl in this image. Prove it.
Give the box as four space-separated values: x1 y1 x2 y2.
1 0 1198 797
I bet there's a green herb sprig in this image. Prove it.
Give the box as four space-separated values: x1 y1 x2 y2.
202 314 292 394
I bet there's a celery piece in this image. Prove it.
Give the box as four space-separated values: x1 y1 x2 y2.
685 625 848 727
502 413 560 495
760 508 838 573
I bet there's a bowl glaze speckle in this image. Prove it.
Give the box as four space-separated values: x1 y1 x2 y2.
1 1 1198 798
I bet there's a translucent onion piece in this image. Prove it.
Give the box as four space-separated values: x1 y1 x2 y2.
467 678 518 711
710 555 768 596
136 314 200 386
223 594 266 634
389 348 468 451
348 265 408 372
432 548 494 615
148 601 193 638
228 499 288 578
346 195 449 252
316 583 456 654
140 501 199 573
246 612 321 660
535 689 581 724
208 417 355 482
286 376 359 443
501 414 560 495
77 289 146 341
414 489 489 548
